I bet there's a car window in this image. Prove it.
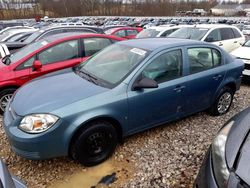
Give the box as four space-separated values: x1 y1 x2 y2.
64 28 95 33
160 29 178 37
212 49 222 67
84 38 112 56
127 29 138 36
142 49 182 83
114 30 126 37
188 48 213 74
220 28 235 40
39 30 64 40
232 28 242 38
38 40 79 65
16 56 35 70
205 29 221 42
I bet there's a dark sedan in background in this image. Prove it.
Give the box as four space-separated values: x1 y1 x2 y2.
195 107 250 188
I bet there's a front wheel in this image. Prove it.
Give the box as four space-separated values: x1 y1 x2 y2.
70 121 118 166
209 86 234 116
0 88 16 114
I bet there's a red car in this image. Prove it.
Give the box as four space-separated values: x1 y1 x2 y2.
105 27 143 39
0 33 124 113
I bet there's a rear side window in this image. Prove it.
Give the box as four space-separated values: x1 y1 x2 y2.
220 28 234 40
127 29 138 36
84 38 112 56
232 28 242 38
188 48 221 74
212 49 222 67
38 40 79 65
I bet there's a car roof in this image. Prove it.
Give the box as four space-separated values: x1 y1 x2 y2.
43 32 113 43
119 38 206 51
193 24 238 29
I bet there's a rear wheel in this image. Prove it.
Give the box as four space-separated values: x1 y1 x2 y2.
0 88 16 114
209 86 234 116
70 121 118 166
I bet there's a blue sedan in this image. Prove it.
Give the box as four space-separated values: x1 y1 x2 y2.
3 38 244 166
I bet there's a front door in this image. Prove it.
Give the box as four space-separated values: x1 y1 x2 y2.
127 49 188 133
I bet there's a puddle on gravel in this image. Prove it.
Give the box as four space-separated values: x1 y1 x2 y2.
49 159 130 188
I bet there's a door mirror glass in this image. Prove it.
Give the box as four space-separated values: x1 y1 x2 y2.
132 77 158 90
32 60 42 71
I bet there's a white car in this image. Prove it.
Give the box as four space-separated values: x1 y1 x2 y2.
136 25 191 38
168 24 245 52
0 27 37 42
231 40 250 77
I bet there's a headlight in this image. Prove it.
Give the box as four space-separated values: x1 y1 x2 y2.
19 114 59 134
212 120 234 188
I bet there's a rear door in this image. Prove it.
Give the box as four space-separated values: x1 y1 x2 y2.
29 39 81 80
219 28 237 52
184 46 226 114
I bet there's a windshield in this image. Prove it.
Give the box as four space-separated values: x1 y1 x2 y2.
77 44 149 86
136 29 160 38
7 40 48 64
168 27 208 40
24 30 43 43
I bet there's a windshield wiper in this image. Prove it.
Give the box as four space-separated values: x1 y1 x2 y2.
77 70 99 85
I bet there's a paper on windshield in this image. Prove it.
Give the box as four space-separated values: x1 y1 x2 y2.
130 48 146 56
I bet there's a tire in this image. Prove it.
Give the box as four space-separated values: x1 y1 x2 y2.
0 88 16 115
209 86 234 116
70 121 118 166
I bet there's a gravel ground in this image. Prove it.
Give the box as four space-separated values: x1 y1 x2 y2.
1 84 250 188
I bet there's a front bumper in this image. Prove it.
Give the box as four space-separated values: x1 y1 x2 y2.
2 104 69 160
194 148 218 188
195 148 248 188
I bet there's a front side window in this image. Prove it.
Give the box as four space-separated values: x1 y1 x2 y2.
84 38 112 56
205 29 221 42
114 30 126 37
38 40 79 65
160 29 178 37
16 56 35 70
127 29 138 36
188 48 221 74
220 28 234 40
142 50 182 83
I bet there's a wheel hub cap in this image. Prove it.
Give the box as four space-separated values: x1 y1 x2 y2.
0 94 12 111
217 92 232 114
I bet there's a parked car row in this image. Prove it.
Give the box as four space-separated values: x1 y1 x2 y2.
0 18 249 188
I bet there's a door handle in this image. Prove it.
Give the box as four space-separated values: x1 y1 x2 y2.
234 41 237 43
219 43 223 46
174 85 186 92
213 75 222 80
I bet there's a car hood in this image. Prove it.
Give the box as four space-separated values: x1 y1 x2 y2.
225 107 250 185
231 46 250 60
11 68 109 116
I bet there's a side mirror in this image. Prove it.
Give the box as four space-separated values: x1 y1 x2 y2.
205 37 214 42
32 60 42 71
132 77 158 91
